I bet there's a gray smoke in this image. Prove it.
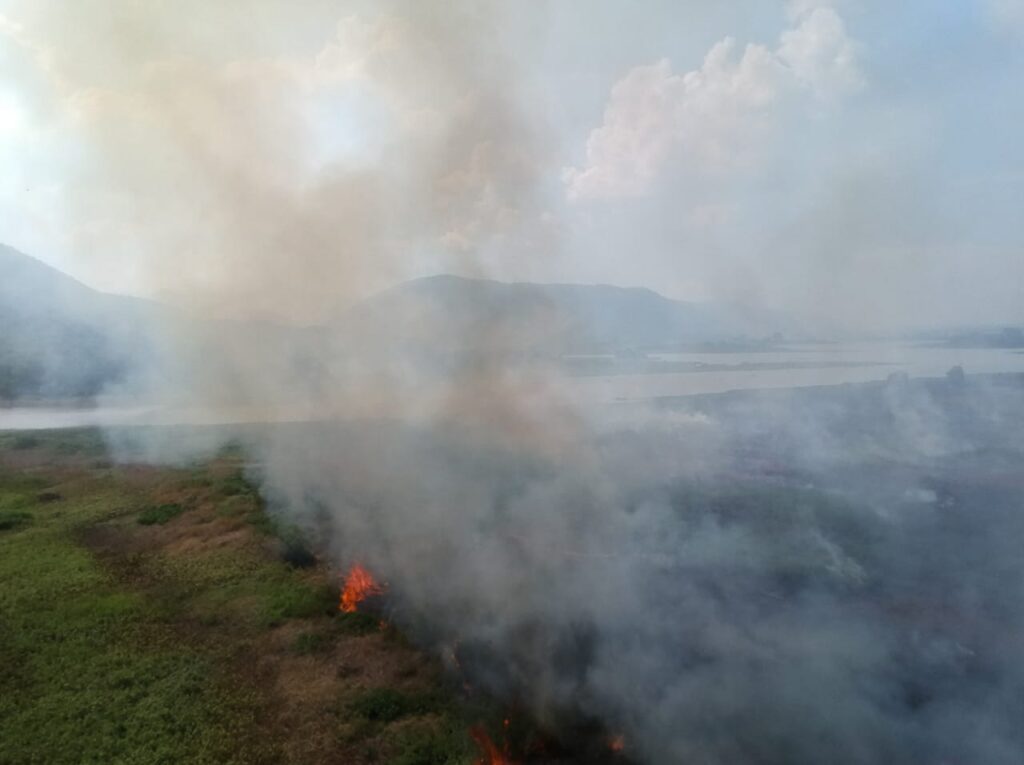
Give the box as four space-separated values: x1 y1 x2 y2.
106 369 1024 764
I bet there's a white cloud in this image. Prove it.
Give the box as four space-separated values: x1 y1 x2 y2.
561 58 687 200
986 0 1024 33
564 6 861 201
785 0 843 22
778 7 862 98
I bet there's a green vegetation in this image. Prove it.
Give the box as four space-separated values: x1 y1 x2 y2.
350 688 446 723
0 428 477 765
137 502 185 525
12 434 39 450
390 724 477 765
0 472 250 763
336 609 385 636
0 509 32 531
276 525 318 568
292 629 335 655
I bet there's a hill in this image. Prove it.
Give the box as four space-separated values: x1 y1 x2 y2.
341 274 794 357
0 244 166 400
1 245 798 402
0 245 319 404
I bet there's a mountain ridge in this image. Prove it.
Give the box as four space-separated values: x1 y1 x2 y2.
1 244 797 400
344 272 796 354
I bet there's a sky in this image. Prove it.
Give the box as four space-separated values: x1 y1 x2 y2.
0 0 1022 328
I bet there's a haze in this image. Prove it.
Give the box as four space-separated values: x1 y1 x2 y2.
2 0 1022 328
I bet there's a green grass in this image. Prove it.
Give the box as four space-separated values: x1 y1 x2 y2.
12 434 39 450
137 502 185 525
259 577 336 626
335 610 384 636
292 629 334 655
218 469 257 498
0 474 252 764
145 544 337 628
0 442 286 764
0 509 32 530
345 690 475 765
0 430 480 765
350 688 445 723
391 724 477 765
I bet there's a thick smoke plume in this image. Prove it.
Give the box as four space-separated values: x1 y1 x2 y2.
109 371 1024 763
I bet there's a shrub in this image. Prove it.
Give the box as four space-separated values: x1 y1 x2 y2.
392 726 475 765
334 610 381 636
292 630 333 655
0 510 32 531
350 688 435 723
278 527 316 568
259 581 335 626
215 494 254 518
219 472 255 498
137 503 185 526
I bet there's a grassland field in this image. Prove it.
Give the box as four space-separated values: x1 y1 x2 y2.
0 428 486 765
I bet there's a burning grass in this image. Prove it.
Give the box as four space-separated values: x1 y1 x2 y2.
471 726 514 765
0 428 630 765
0 429 482 764
340 562 386 613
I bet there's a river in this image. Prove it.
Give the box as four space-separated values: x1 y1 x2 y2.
3 343 1023 430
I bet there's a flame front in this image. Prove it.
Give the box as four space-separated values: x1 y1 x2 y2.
470 726 514 765
339 563 384 613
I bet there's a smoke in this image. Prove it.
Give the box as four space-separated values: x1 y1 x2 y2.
1 0 557 323
117 371 1021 765
5 1 1024 762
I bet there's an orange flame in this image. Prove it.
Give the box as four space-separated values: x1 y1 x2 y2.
609 733 626 753
471 726 515 765
339 563 384 613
